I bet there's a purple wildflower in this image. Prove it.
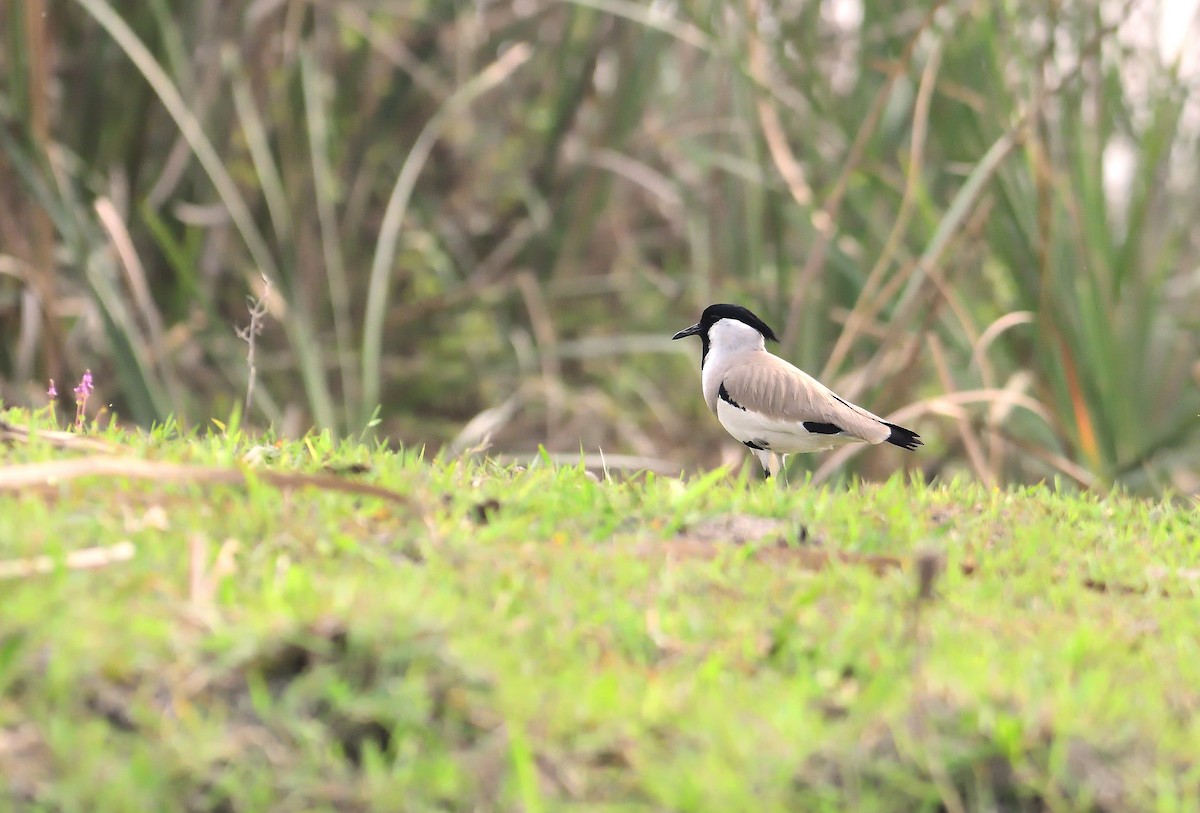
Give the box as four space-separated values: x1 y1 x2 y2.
74 369 94 430
47 379 57 400
74 369 93 403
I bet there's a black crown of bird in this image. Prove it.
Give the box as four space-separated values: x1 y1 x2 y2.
672 303 922 480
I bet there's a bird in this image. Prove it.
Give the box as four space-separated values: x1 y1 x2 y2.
672 303 922 479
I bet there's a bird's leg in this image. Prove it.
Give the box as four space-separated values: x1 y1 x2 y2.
778 454 790 487
765 452 783 486
759 453 779 482
752 448 772 480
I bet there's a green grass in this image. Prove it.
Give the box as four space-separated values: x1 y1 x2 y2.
2 406 1199 812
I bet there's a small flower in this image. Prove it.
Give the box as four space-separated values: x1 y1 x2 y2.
74 369 93 404
74 369 94 430
47 379 57 400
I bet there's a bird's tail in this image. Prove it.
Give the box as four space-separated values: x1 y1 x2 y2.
883 422 922 451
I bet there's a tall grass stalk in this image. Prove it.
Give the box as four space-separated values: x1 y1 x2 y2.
360 42 533 427
71 0 337 429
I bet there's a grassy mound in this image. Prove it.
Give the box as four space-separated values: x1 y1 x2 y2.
1 409 1197 811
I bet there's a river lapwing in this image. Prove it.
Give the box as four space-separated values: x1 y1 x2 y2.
673 303 922 478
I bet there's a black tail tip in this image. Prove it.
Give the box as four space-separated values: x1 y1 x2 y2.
884 422 923 451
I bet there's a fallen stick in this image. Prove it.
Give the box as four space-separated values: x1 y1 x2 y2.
0 420 117 453
0 456 409 504
0 541 136 579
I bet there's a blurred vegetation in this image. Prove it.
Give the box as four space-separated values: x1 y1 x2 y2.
1 0 1197 493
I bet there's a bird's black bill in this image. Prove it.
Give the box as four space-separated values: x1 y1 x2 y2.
672 323 701 340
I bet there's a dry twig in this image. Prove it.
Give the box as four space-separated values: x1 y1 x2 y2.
236 276 271 417
0 456 411 504
0 541 136 580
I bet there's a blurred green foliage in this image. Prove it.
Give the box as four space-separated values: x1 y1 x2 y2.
1 0 1197 492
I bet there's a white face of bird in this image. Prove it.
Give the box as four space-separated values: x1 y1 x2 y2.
707 318 766 355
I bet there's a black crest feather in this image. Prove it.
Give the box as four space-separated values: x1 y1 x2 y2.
698 304 779 342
